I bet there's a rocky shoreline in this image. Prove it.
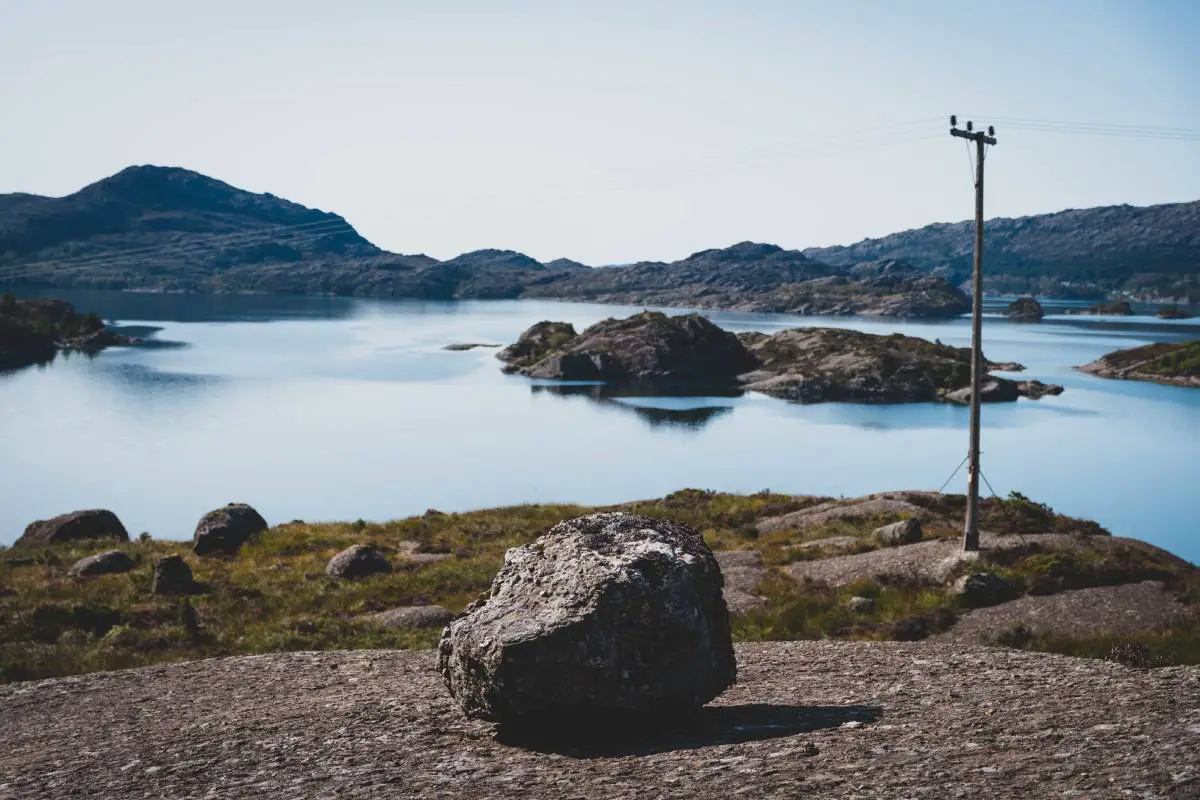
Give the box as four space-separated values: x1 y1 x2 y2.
1080 340 1200 388
498 311 1064 404
0 295 138 371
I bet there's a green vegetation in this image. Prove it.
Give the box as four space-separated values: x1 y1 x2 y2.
1 490 1195 682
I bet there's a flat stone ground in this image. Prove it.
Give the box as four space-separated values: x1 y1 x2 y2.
1 643 1197 800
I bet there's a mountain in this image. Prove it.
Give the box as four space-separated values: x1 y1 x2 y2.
0 166 379 289
804 201 1200 301
1 166 1195 304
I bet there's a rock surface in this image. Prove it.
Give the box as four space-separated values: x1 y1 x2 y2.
1080 340 1200 388
192 503 268 556
16 509 129 547
152 554 194 595
367 605 454 630
936 581 1198 644
1 643 1197 799
714 550 767 614
326 544 392 580
69 550 135 577
438 512 736 724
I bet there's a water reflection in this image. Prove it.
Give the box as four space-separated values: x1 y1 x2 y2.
530 382 739 430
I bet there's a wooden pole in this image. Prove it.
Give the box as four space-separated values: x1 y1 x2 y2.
950 119 997 552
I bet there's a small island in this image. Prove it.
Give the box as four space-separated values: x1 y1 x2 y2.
0 294 135 371
498 311 1063 404
1080 340 1200 388
1005 296 1044 322
1069 300 1134 316
1157 305 1195 320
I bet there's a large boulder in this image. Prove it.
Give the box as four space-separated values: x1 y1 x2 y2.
17 509 129 547
326 544 392 580
192 503 268 556
438 512 735 725
70 550 135 577
152 554 194 595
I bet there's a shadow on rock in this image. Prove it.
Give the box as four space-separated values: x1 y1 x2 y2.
494 703 883 758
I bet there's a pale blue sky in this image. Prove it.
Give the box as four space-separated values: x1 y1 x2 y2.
2 0 1198 264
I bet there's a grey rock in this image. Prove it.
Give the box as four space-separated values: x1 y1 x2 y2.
369 605 454 630
953 572 1018 609
326 545 391 580
846 595 875 613
438 512 736 725
152 554 194 595
193 503 268 556
69 550 135 577
17 509 129 547
874 518 923 546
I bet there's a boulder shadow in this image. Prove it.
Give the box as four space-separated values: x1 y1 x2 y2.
494 703 882 758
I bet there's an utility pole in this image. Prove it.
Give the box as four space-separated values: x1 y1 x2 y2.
949 116 997 552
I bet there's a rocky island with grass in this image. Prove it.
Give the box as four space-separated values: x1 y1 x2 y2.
498 311 1063 404
0 293 137 371
1080 340 1200 388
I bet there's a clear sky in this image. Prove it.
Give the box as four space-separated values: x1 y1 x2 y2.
2 0 1198 264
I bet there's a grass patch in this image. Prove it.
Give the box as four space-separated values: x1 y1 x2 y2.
1 490 1195 681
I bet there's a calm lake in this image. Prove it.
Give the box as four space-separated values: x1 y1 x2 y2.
2 290 1198 563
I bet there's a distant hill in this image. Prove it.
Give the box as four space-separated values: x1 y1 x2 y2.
804 201 1200 301
1 166 1196 303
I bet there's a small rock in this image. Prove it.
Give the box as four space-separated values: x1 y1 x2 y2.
953 572 1018 609
70 550 135 577
874 518 923 546
326 545 392 580
438 512 735 725
152 554 194 595
847 595 875 613
17 509 129 547
369 605 454 630
193 503 268 556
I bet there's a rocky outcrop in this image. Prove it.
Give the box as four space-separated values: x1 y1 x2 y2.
499 312 755 384
952 572 1019 609
500 315 1062 404
367 605 454 630
438 512 735 725
17 509 129 547
326 544 391 580
1006 297 1044 322
152 554 194 595
873 518 923 546
1079 340 1200 388
1157 305 1195 320
69 550 135 577
192 503 268 556
524 247 970 319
